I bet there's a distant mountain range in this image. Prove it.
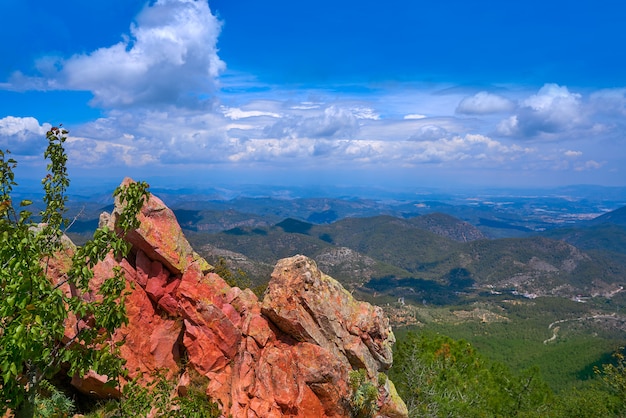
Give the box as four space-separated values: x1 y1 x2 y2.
540 204 626 256
188 209 626 303
61 186 626 306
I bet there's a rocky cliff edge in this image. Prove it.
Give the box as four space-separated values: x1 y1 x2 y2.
63 179 408 417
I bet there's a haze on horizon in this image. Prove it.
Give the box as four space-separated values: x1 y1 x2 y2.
1 0 625 191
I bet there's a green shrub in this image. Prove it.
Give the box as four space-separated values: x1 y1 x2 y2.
86 370 221 418
34 380 75 418
390 332 553 417
348 369 379 418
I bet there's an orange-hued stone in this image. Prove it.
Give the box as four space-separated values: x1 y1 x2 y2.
56 179 407 417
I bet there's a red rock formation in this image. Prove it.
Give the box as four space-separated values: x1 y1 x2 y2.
68 178 408 417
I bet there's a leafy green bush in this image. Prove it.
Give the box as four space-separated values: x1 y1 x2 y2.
0 127 149 417
594 347 626 416
550 387 620 418
34 380 75 418
390 332 553 417
348 369 379 418
86 370 221 418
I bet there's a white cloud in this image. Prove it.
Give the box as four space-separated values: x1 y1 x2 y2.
0 116 51 155
221 134 516 166
575 160 604 171
66 136 157 166
222 107 281 120
499 84 585 138
263 105 359 139
351 107 380 120
456 91 514 114
564 150 582 157
225 123 256 131
589 88 626 119
5 68 623 182
522 84 580 112
409 125 448 141
406 134 532 164
55 101 540 170
0 116 49 137
290 103 322 110
496 115 518 136
6 0 224 108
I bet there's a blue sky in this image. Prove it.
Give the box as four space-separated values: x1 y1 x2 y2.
1 0 626 191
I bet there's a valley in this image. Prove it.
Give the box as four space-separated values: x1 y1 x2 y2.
60 183 626 394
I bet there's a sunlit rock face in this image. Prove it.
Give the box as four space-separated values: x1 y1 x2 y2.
64 178 408 418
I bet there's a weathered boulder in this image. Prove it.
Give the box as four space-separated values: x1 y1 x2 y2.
262 255 395 377
67 179 408 417
105 177 211 276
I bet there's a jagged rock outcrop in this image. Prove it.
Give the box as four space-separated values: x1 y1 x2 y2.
66 179 408 417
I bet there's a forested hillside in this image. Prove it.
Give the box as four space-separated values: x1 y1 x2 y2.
188 214 626 302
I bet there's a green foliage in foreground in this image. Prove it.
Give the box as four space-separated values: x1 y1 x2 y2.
391 331 626 417
0 127 149 417
85 370 221 418
597 348 626 407
348 369 380 418
390 331 552 417
25 370 222 418
33 380 75 418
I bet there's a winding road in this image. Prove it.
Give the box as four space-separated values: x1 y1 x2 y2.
543 313 623 344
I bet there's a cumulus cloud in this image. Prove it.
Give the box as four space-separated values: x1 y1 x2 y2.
5 69 621 181
28 93 586 180
5 0 224 108
0 116 49 137
403 134 533 165
497 84 585 138
66 136 157 167
55 91 535 170
496 115 519 137
19 101 369 170
263 105 359 139
61 109 234 167
221 130 535 168
0 116 51 155
456 91 514 114
409 125 448 141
